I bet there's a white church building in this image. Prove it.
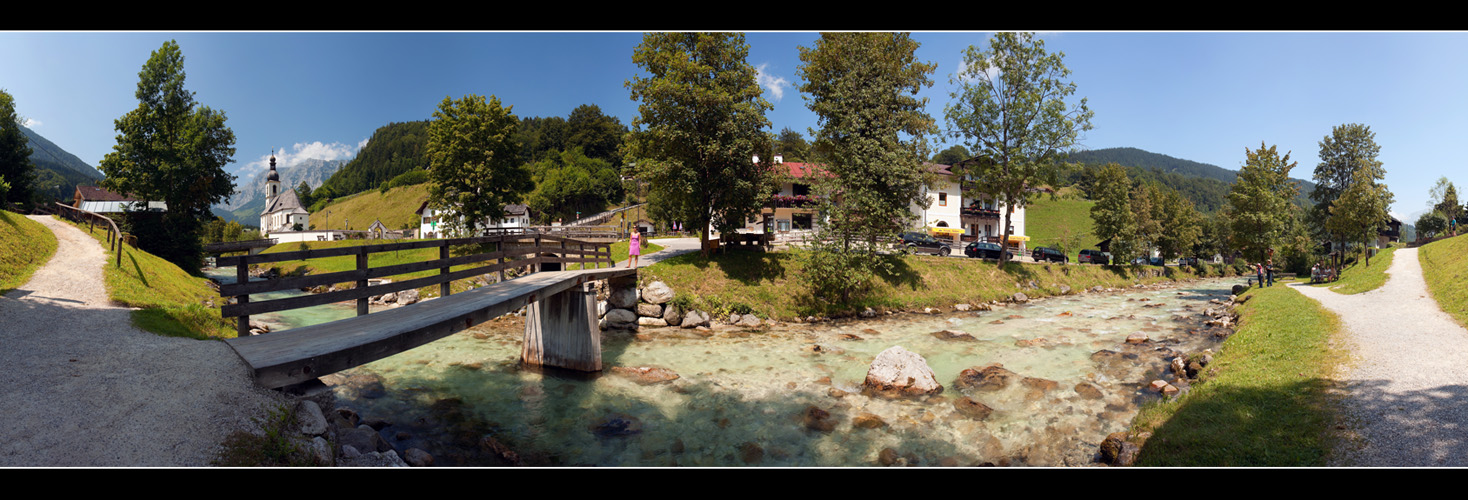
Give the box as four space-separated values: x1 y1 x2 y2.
259 152 310 238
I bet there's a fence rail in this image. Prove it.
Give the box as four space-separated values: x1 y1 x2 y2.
52 202 128 267
217 233 614 337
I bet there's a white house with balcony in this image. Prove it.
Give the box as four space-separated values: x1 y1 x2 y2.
416 202 533 238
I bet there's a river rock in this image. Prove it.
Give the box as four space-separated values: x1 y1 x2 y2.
603 308 637 328
1059 284 1072 295
1126 332 1149 344
641 281 676 304
590 413 643 437
610 365 680 384
404 448 433 467
295 400 327 437
680 310 710 328
1021 377 1059 394
1011 292 1029 303
1074 381 1104 399
397 289 420 306
740 442 764 464
953 397 994 420
637 302 663 317
340 424 394 454
608 287 638 309
931 329 977 341
953 303 973 311
852 412 887 429
861 346 943 398
736 314 762 328
662 304 683 325
1231 284 1250 295
802 405 836 432
637 316 668 327
1099 432 1139 466
479 435 522 466
955 364 1017 391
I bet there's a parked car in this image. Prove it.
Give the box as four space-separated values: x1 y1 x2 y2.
899 231 952 257
1130 256 1165 266
1178 256 1199 266
1078 249 1111 265
965 241 1011 260
1032 246 1069 263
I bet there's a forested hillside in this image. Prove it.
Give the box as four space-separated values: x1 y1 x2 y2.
1065 147 1315 212
21 125 104 202
316 121 429 200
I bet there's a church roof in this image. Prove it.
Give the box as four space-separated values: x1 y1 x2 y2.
263 189 309 216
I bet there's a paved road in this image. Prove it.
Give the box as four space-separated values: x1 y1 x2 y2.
0 216 287 466
1290 247 1468 466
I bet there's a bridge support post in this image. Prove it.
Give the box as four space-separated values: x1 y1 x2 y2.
522 282 601 372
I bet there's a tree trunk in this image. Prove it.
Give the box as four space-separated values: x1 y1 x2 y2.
998 205 1014 269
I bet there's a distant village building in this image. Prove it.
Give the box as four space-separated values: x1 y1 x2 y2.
416 201 532 238
259 152 310 237
73 185 166 214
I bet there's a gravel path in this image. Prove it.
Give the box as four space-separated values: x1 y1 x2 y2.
0 215 289 467
1289 247 1468 466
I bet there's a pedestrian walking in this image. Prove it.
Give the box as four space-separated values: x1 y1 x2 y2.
626 229 642 268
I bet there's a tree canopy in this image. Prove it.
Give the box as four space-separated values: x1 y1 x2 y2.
1310 123 1389 250
623 32 774 257
425 94 532 236
797 31 937 302
1228 143 1299 263
0 89 35 208
945 32 1093 266
98 40 236 270
525 147 623 224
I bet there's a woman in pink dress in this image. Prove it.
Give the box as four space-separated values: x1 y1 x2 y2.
627 229 642 268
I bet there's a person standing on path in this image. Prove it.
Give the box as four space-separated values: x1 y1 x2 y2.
1265 259 1275 287
1255 262 1265 288
626 229 642 268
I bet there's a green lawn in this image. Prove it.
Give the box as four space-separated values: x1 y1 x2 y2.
1130 280 1346 466
0 210 58 295
1314 246 1396 294
1025 193 1098 261
1419 234 1468 328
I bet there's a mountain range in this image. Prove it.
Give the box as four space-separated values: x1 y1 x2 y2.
21 125 105 202
217 158 346 225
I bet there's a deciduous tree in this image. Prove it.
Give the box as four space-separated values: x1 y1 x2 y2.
797 32 937 302
622 32 775 257
1310 123 1387 256
1088 163 1132 254
1228 143 1299 263
945 32 1094 267
426 94 532 237
98 40 236 270
0 89 35 208
1327 166 1394 266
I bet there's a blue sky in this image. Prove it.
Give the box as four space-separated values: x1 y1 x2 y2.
3 31 1464 220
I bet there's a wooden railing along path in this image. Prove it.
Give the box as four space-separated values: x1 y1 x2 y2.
52 202 129 267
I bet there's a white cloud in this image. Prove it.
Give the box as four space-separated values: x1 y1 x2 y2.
238 140 363 178
756 63 791 101
20 118 40 128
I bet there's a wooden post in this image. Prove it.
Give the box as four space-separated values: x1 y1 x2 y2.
356 248 369 316
237 259 251 337
498 240 506 282
439 243 451 297
523 282 601 372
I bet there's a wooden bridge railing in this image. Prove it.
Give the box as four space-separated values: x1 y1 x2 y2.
53 202 128 267
215 234 614 337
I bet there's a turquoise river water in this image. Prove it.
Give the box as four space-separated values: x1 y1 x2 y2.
208 267 1243 466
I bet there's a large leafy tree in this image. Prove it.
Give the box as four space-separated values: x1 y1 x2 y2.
0 89 35 208
1327 166 1394 266
1088 163 1132 255
426 94 532 237
945 32 1094 267
1428 177 1462 225
775 127 811 162
98 40 236 270
623 32 774 257
1227 143 1299 263
797 32 937 302
930 144 971 166
1154 184 1202 260
525 147 623 223
1310 123 1387 255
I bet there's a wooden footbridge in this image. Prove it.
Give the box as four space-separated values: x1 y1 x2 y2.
216 234 635 389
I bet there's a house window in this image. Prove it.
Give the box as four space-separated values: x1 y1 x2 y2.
938 192 947 207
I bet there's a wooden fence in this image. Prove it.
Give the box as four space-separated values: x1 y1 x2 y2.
215 234 614 337
52 202 128 267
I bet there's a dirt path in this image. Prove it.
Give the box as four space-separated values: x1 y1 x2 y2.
1289 248 1468 466
0 216 287 467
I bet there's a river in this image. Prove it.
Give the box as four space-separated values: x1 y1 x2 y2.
207 267 1242 466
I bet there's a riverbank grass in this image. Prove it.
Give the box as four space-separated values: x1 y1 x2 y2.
61 216 232 339
0 210 58 295
1315 246 1396 295
1419 234 1468 328
1129 280 1346 466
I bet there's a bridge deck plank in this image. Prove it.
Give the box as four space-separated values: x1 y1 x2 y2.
223 267 634 389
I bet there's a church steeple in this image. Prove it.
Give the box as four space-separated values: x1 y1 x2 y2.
265 150 280 206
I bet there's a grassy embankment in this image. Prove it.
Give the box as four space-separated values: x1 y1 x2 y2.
1419 233 1468 328
308 183 429 232
0 210 59 295
1025 188 1098 262
1128 279 1347 466
642 249 1240 320
1311 245 1397 295
61 216 234 339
